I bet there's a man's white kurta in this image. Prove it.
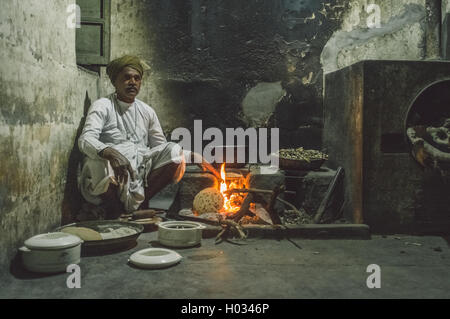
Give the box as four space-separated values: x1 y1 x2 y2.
78 93 185 212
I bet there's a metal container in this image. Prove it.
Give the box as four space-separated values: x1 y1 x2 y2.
55 220 144 255
158 221 206 248
19 232 83 273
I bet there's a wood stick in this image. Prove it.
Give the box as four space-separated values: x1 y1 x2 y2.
215 227 228 243
266 185 285 225
314 166 345 224
216 215 247 242
252 193 269 207
215 214 227 243
231 193 254 223
225 188 274 195
276 197 300 215
226 188 301 215
219 219 247 239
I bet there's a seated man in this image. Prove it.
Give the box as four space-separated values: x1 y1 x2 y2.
78 55 218 219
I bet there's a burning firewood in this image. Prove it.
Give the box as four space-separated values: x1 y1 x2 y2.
231 193 254 223
225 187 301 217
218 164 246 214
212 164 298 231
247 203 273 225
228 186 284 225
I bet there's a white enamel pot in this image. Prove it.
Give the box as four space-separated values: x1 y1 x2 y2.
19 232 83 273
158 221 206 248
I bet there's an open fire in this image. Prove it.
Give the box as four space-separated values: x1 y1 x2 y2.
182 162 292 241
218 164 246 216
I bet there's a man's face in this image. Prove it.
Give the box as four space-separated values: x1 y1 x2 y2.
114 66 142 103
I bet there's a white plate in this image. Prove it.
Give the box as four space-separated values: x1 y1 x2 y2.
129 248 182 269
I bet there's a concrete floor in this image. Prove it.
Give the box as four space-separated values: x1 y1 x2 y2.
1 232 450 299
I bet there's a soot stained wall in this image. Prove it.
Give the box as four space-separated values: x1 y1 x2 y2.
108 1 435 150
108 0 348 149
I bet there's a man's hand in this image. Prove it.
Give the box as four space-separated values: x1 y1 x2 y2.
99 147 136 185
190 151 222 181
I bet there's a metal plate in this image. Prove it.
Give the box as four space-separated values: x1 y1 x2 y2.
55 220 144 255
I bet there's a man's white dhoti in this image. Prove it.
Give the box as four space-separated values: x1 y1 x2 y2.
77 94 185 212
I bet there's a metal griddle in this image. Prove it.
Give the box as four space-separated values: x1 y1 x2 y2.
55 220 144 256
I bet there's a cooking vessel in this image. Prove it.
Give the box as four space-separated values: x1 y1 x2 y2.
55 220 143 255
158 221 206 248
20 232 83 273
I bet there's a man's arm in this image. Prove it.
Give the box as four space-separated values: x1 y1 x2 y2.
147 110 167 148
79 101 135 185
145 106 221 181
187 151 222 181
78 102 109 160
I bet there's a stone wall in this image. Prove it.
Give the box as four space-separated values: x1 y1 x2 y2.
0 0 99 269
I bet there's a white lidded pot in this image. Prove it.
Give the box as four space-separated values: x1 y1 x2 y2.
19 232 83 273
158 221 206 248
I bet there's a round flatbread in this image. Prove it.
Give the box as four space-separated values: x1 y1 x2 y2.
61 226 102 241
193 187 224 215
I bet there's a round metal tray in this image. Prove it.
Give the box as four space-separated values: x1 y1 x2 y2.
55 220 144 255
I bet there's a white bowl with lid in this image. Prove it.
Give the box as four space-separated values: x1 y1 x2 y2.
158 221 206 248
19 232 83 273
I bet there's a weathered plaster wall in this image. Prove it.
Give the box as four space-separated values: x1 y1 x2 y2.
99 0 191 133
442 0 450 58
106 0 441 150
321 0 437 74
104 0 349 149
0 0 99 269
1 1 442 270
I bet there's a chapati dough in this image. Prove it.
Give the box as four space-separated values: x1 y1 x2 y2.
61 226 102 241
193 187 224 215
100 227 138 240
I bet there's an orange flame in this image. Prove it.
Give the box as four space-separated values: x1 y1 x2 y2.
219 163 244 214
220 164 227 194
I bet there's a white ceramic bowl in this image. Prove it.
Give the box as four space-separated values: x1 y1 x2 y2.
129 248 182 269
158 221 206 248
